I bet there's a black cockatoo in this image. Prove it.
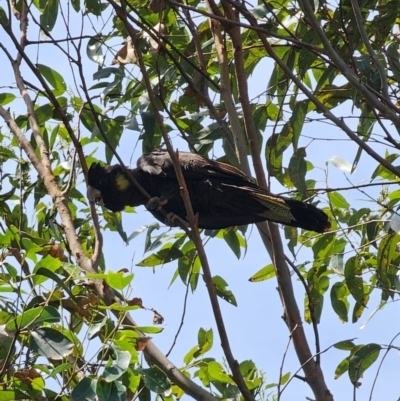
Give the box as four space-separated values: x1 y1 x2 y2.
87 149 330 232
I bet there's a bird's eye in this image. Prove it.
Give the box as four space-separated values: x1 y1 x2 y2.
99 179 107 186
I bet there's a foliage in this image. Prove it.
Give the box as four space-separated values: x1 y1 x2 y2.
0 0 400 400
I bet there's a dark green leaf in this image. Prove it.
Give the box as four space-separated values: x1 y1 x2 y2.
344 257 364 303
41 0 59 31
30 327 74 359
7 305 60 331
97 380 126 401
70 377 97 401
334 340 356 350
348 343 381 383
288 147 307 194
330 281 349 322
103 345 131 382
134 367 171 394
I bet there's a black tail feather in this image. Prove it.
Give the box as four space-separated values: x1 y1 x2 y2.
284 198 330 233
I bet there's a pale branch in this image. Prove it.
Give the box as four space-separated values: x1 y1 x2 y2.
205 1 332 398
269 223 334 401
111 2 255 400
204 0 251 174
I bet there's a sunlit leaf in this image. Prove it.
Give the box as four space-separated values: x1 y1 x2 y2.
37 64 66 96
326 156 352 172
248 264 276 282
87 35 104 64
0 93 16 106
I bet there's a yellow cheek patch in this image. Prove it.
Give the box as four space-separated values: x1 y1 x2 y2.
115 173 130 191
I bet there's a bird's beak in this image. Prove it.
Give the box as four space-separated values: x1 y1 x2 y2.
87 186 104 206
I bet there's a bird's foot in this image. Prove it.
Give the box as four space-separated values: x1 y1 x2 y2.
166 212 189 229
146 196 168 211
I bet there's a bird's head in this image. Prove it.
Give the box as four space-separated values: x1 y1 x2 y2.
87 163 131 212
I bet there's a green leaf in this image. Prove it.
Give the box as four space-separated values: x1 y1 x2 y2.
291 101 308 149
197 327 213 355
97 380 126 401
85 0 108 16
348 343 381 383
137 247 184 267
71 378 97 401
33 255 62 285
312 233 335 260
207 361 234 384
288 147 307 194
0 93 16 106
328 191 350 209
30 327 74 359
183 345 199 364
334 340 356 350
134 367 171 394
330 282 349 322
106 270 134 290
35 103 54 126
352 104 375 171
352 297 369 323
335 357 349 379
40 0 59 31
371 153 400 180
71 0 80 12
35 267 74 297
103 345 131 382
279 371 290 385
87 35 104 64
135 326 163 334
7 305 60 331
197 327 214 353
248 264 276 282
344 257 364 303
103 119 124 164
212 275 237 306
222 228 241 259
387 42 400 83
37 64 66 96
0 7 9 26
377 233 400 293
